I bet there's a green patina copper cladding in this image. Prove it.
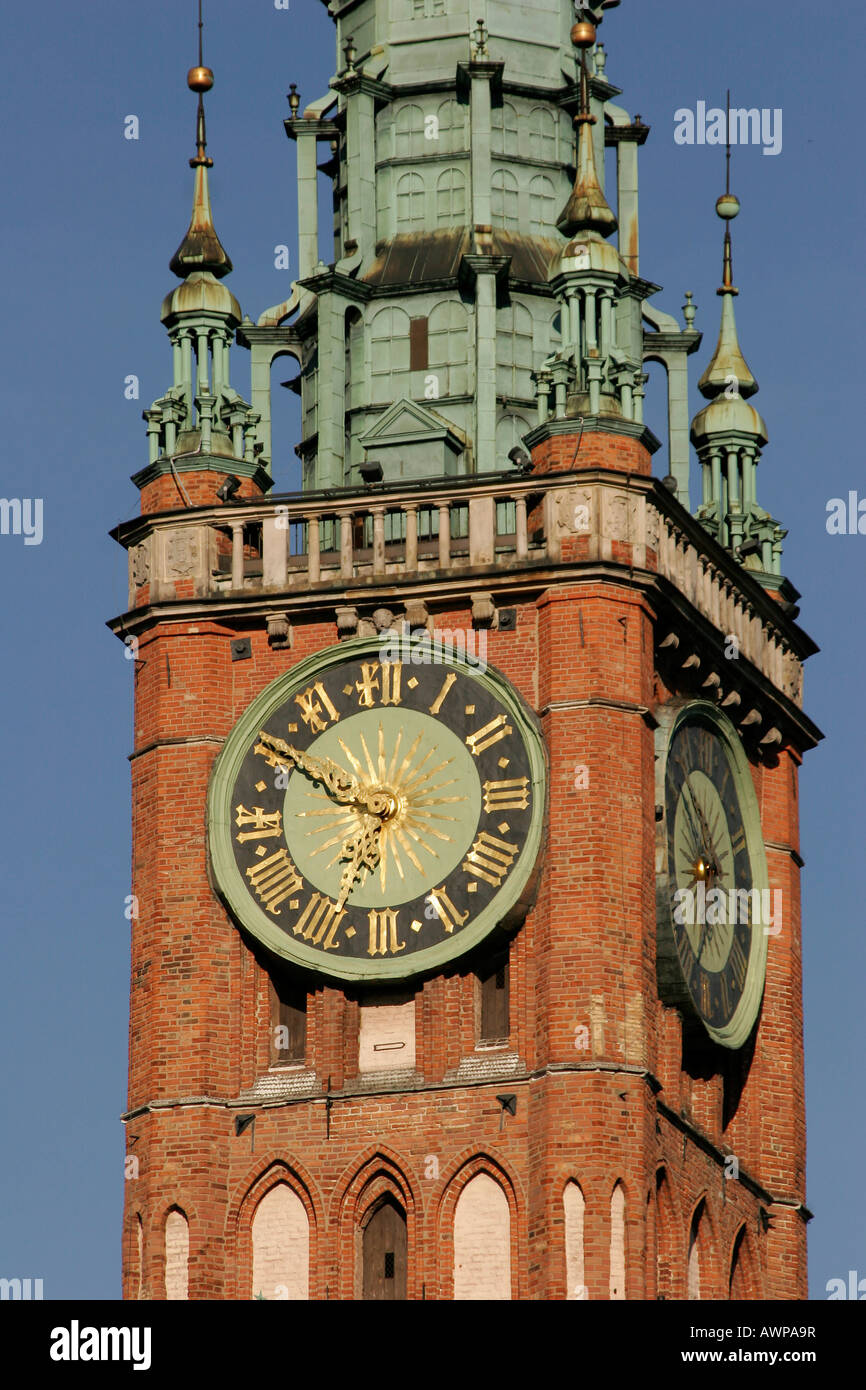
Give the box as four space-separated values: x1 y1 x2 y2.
266 0 699 502
139 66 263 486
691 194 785 578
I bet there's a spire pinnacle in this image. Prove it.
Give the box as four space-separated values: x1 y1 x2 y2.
697 92 757 399
169 1 233 280
556 24 618 240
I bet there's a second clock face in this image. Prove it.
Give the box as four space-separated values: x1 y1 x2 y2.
208 637 546 981
657 703 769 1050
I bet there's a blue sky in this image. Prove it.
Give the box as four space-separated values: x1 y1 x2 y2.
0 0 862 1299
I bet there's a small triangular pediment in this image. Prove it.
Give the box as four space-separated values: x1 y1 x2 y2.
360 398 464 452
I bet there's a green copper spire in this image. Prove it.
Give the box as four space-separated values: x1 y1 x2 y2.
556 28 618 239
692 100 784 579
169 10 232 280
137 5 264 488
695 199 757 400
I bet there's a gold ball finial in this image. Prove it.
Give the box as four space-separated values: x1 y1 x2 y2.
716 192 741 221
188 65 214 93
571 20 596 47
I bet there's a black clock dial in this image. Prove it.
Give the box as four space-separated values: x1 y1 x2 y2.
208 639 546 982
656 705 769 1049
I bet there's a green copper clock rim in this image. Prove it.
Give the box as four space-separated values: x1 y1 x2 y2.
207 635 547 982
655 699 770 1051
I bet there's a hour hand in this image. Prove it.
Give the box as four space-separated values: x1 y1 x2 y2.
255 731 358 804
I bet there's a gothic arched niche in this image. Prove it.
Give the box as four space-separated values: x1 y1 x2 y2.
251 1182 310 1301
563 1181 586 1299
453 1172 511 1300
164 1208 189 1301
688 1199 707 1300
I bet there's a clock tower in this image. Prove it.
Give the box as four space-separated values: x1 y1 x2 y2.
111 0 819 1300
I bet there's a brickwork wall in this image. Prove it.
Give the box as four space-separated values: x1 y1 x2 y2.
121 425 809 1300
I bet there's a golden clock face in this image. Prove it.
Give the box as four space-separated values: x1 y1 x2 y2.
208 637 546 981
656 702 769 1050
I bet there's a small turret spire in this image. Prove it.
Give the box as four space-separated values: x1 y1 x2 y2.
170 0 233 280
691 97 785 579
556 20 618 239
697 93 756 399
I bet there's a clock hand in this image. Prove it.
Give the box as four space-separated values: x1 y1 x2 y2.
336 815 383 910
255 731 360 804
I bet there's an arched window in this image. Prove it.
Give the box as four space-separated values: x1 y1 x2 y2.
362 1195 407 1301
437 97 468 154
497 301 534 398
454 1172 511 1300
491 169 519 230
550 309 562 354
251 1183 310 1301
164 1209 189 1301
396 172 426 228
529 106 557 163
394 103 425 158
492 101 520 156
344 308 364 412
609 1182 626 1300
495 413 531 466
429 300 470 396
563 1182 586 1299
529 175 556 237
436 167 466 227
370 306 411 405
302 343 318 438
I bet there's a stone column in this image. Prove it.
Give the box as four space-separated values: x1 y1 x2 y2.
231 522 245 590
438 504 451 569
404 504 418 573
339 511 353 579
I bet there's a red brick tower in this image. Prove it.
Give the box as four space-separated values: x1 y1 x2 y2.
111 3 819 1300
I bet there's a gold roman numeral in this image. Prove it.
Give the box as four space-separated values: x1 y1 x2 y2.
482 777 530 813
294 681 340 733
729 936 749 990
429 672 457 715
699 973 711 1017
730 826 746 856
245 849 303 916
355 661 403 708
466 714 512 757
367 909 405 957
462 831 518 887
234 805 283 842
719 973 732 1019
426 885 469 935
291 893 345 951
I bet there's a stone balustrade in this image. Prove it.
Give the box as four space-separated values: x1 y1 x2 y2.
122 469 805 708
